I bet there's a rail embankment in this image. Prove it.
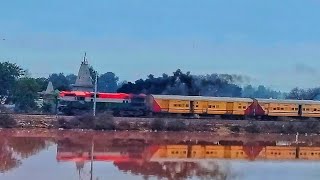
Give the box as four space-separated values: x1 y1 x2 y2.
1 113 320 135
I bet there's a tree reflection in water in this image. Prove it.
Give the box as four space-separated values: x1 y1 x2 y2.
0 134 50 173
115 161 233 180
0 138 21 173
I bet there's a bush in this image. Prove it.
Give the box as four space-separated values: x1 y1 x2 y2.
76 114 96 129
166 120 186 131
95 113 115 130
116 121 131 130
57 117 75 129
151 118 166 131
229 125 241 133
57 112 115 130
0 114 17 128
244 123 260 133
281 124 297 134
187 121 213 132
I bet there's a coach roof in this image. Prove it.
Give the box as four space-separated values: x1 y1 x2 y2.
256 98 320 105
151 95 253 102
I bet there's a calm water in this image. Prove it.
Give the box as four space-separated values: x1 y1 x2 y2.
1 129 320 180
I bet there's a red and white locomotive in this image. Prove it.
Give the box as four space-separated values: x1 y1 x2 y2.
58 91 146 116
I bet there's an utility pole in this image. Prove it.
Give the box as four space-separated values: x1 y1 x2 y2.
90 139 94 180
93 71 98 117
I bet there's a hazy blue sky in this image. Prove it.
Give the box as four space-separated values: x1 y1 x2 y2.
1 0 320 91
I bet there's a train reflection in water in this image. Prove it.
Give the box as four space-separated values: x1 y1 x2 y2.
56 138 320 163
55 136 320 180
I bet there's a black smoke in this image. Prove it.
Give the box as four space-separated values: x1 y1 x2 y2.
117 69 243 97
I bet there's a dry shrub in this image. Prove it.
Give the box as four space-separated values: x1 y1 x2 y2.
244 123 261 133
95 112 115 130
0 114 17 128
116 121 131 130
151 118 166 131
57 112 115 130
166 120 186 131
229 125 241 133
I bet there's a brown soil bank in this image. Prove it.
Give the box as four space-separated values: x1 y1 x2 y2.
1 113 320 135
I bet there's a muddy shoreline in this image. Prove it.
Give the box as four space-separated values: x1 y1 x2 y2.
1 113 320 135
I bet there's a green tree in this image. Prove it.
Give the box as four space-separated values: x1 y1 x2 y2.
14 78 40 112
0 61 24 96
48 73 71 91
98 72 119 92
66 74 77 85
35 77 49 92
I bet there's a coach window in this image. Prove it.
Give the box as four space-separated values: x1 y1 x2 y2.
186 104 189 107
243 106 246 109
314 108 317 111
303 108 306 111
277 107 280 110
281 108 284 110
238 106 242 109
306 108 310 111
209 105 212 108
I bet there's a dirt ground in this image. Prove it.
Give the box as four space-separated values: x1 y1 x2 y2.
3 114 320 135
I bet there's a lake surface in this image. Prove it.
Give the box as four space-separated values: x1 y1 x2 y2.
1 129 320 180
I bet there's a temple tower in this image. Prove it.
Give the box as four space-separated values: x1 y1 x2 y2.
72 53 94 92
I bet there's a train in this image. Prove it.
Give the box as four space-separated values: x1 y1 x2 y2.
58 91 320 119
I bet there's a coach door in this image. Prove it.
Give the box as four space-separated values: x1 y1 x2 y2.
226 102 233 114
298 104 303 116
190 101 195 114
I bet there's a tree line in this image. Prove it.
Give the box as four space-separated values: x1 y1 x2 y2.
1 61 319 112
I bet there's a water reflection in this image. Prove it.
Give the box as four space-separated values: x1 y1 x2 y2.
1 129 320 179
0 132 51 173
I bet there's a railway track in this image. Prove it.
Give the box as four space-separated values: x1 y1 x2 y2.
2 112 320 124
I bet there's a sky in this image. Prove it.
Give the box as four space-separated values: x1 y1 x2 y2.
1 0 320 91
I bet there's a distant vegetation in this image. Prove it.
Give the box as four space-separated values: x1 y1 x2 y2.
1 60 320 113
